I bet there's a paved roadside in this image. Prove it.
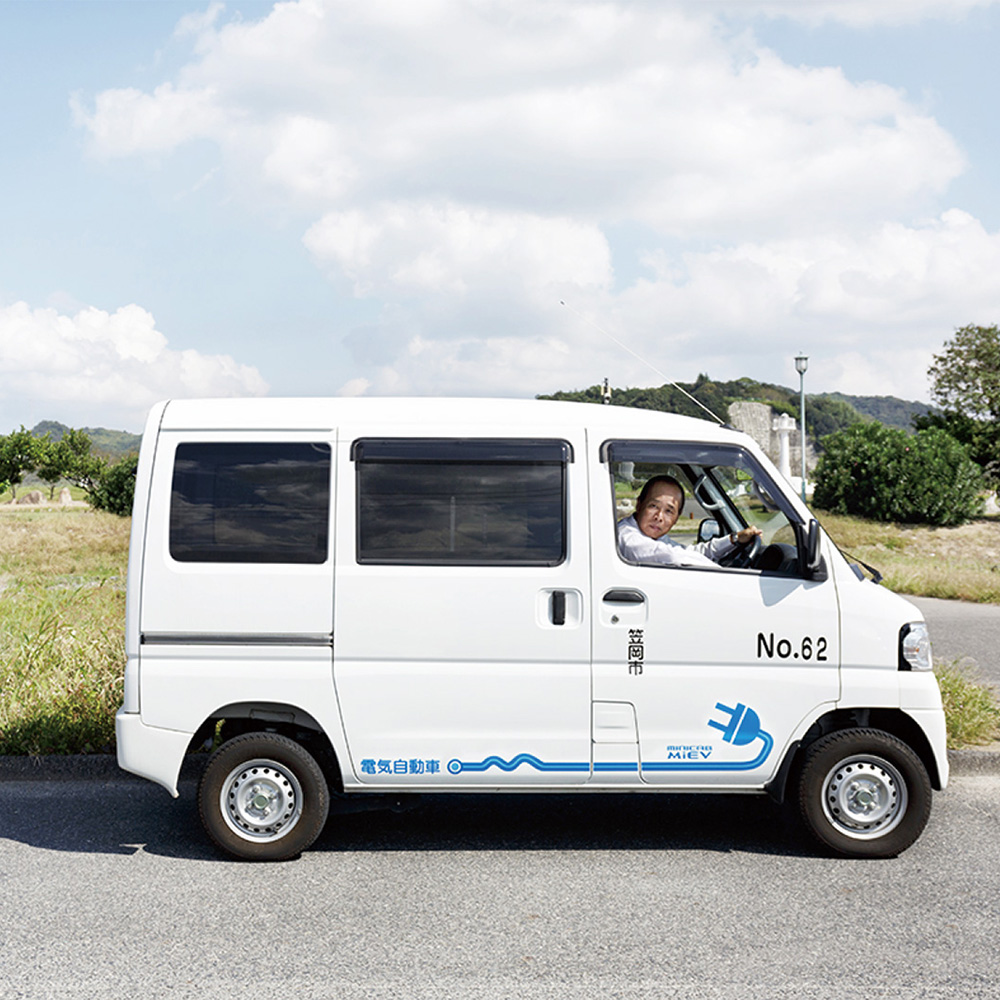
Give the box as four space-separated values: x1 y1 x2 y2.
909 594 1000 690
1 747 997 782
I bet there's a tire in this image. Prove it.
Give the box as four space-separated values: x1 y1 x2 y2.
797 728 931 859
198 732 330 861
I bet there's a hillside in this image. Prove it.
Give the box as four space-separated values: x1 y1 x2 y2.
32 420 141 460
815 392 936 432
539 377 934 440
539 375 860 440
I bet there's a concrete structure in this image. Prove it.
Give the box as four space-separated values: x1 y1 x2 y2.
728 400 816 494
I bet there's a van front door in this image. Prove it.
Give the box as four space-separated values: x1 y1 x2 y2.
591 440 840 787
333 431 592 786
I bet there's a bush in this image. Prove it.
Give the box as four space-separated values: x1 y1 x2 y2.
812 422 982 526
87 454 138 517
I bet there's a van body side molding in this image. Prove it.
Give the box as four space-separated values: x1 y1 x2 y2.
141 632 334 647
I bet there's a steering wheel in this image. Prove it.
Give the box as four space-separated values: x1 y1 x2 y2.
720 533 762 569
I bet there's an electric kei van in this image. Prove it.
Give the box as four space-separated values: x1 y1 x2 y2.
117 397 947 860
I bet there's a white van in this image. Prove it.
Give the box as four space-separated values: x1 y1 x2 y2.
117 397 947 861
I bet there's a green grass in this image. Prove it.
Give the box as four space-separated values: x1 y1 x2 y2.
936 660 1000 749
1 507 998 754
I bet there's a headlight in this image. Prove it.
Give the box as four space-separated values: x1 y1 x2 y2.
899 622 932 671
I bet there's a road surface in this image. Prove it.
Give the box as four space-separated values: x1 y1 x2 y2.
1 771 998 999
909 595 1000 690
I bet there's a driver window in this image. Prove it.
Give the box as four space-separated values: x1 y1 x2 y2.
610 444 802 574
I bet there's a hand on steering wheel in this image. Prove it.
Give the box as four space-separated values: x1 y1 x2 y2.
721 530 762 569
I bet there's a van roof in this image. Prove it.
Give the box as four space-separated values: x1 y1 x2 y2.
156 396 748 445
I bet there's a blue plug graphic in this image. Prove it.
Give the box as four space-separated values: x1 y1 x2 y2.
708 702 762 746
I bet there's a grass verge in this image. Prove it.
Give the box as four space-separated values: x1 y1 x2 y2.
2 507 999 755
0 508 128 755
817 511 1000 604
936 660 1000 749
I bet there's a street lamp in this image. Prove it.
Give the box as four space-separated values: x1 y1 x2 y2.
795 353 808 502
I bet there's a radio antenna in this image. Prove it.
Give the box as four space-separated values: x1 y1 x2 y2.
559 300 724 424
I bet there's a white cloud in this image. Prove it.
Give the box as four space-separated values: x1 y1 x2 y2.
71 83 225 158
331 209 1000 402
69 1 999 404
337 376 371 397
0 301 268 431
174 1 225 39
262 115 356 200
304 201 612 297
75 2 963 236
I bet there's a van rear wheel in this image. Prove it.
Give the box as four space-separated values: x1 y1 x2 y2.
797 728 931 859
198 732 329 861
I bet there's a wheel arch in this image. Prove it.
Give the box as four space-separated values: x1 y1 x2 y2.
766 706 942 804
187 701 344 793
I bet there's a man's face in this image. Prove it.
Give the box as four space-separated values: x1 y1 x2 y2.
636 482 683 540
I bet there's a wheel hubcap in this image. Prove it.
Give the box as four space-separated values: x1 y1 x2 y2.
220 759 304 844
820 754 907 840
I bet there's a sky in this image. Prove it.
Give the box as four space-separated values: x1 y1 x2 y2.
2 0 1000 433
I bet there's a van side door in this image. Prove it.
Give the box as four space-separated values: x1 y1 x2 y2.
591 440 840 787
332 431 592 786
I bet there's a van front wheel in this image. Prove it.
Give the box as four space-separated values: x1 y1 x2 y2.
198 733 330 861
797 728 931 859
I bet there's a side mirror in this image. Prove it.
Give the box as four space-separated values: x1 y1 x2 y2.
698 518 722 544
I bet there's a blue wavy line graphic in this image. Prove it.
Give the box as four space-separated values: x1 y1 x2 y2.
448 734 773 776
447 754 589 774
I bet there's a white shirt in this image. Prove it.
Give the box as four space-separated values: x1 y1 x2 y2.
616 515 736 568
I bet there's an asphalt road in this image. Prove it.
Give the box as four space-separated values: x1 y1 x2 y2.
909 595 1000 690
2 772 999 1000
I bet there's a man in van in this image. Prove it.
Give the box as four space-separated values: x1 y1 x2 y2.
617 475 762 568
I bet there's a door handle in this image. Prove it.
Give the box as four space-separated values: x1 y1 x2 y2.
551 590 567 626
603 589 645 604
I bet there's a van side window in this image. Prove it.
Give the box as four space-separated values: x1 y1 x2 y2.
170 443 331 564
353 438 570 566
606 440 804 575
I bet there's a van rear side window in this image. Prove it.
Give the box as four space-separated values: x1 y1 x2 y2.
353 438 570 565
170 443 331 564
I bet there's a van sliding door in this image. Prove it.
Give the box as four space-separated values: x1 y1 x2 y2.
332 432 591 787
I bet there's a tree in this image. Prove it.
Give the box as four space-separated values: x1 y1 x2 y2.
0 427 41 500
929 324 1000 420
60 428 104 493
35 427 105 499
925 325 1000 485
33 437 60 498
87 454 138 516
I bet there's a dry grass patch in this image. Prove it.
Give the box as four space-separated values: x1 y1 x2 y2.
0 508 129 754
817 511 1000 604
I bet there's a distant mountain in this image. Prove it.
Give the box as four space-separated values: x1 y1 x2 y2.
32 420 141 460
540 375 865 441
814 393 936 432
539 378 935 439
